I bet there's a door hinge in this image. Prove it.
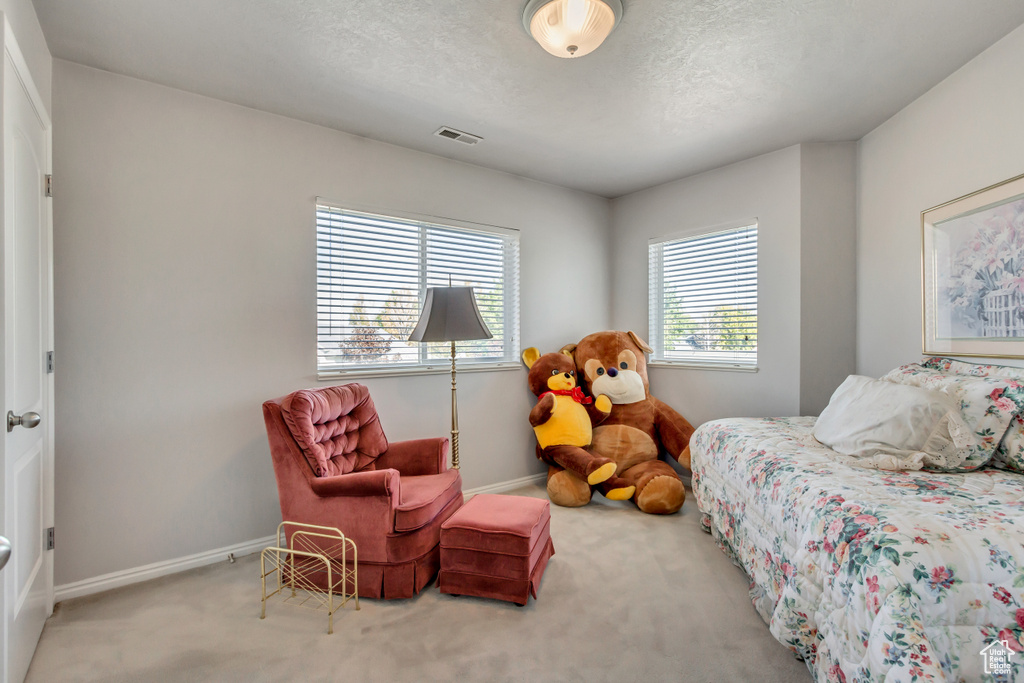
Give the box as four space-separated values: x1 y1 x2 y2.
44 174 52 197
46 351 54 374
45 527 54 550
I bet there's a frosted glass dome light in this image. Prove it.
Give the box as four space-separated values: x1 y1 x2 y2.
523 0 623 58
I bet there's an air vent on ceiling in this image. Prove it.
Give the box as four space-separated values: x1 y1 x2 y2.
434 126 483 146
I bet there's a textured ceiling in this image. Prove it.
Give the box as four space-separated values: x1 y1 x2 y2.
32 0 1024 197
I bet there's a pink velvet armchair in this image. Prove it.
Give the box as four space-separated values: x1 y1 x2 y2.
262 383 464 599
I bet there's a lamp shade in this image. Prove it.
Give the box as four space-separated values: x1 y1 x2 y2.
523 0 622 58
408 287 493 342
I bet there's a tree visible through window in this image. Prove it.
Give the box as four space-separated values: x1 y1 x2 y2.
649 223 757 367
316 203 520 373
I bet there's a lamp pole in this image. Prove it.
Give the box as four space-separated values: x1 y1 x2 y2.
449 340 460 469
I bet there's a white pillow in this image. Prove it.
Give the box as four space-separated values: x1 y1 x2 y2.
813 375 972 471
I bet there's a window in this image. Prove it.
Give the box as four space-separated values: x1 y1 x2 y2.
648 222 758 368
316 202 520 375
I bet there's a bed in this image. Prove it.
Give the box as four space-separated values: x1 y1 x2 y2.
691 362 1024 682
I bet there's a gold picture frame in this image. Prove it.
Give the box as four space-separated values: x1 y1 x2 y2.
922 172 1024 359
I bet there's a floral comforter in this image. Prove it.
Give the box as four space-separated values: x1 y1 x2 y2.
692 417 1024 682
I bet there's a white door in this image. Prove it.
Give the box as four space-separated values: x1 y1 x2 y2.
0 21 54 683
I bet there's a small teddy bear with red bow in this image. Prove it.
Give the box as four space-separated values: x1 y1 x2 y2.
522 347 635 505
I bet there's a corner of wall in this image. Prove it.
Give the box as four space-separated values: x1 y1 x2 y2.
600 194 615 330
799 143 858 415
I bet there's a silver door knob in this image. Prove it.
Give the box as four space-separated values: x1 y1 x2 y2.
7 411 40 433
0 535 10 572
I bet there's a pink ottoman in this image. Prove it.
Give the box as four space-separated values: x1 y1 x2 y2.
439 494 555 605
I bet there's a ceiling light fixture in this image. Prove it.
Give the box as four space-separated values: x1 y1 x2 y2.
522 0 623 58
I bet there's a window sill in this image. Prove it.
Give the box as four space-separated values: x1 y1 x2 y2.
649 360 759 374
317 361 522 381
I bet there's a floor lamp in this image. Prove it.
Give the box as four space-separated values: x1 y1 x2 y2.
408 286 492 470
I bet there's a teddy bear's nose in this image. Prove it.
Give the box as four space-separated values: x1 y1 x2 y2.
563 372 571 379
607 367 618 377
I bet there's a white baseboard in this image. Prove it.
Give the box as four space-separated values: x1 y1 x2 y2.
54 534 275 604
463 472 546 497
54 472 549 604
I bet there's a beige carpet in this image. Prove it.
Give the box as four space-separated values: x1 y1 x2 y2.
27 484 811 682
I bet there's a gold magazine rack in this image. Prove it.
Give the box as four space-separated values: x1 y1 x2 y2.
260 521 358 634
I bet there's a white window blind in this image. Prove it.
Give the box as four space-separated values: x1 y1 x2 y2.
316 203 520 374
649 223 758 368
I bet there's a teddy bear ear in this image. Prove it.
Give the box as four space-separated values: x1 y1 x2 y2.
559 343 577 357
522 347 540 369
628 331 653 354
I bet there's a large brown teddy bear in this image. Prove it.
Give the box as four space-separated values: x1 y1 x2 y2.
522 347 636 506
556 330 694 514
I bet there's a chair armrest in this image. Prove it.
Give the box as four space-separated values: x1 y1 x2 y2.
375 438 449 476
310 468 399 498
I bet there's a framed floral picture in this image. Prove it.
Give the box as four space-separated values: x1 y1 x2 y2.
923 172 1024 358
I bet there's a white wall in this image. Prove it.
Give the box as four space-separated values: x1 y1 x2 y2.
51 60 610 586
858 24 1024 378
609 146 804 425
51 10 1024 592
609 143 857 426
0 0 50 113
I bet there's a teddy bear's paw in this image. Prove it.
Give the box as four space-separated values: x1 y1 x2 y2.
636 475 685 514
586 461 617 485
547 468 592 507
605 485 635 501
678 445 692 470
594 394 612 413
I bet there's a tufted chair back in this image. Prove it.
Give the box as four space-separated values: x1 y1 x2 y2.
280 384 388 477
